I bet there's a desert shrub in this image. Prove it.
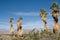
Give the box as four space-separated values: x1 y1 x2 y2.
1 29 60 40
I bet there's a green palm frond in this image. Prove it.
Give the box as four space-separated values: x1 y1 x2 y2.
19 17 23 20
17 17 23 22
10 17 13 22
50 2 59 11
50 2 58 8
40 8 48 17
40 8 46 13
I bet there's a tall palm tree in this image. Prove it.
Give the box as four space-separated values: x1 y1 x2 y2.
17 17 23 30
40 8 48 31
50 2 60 33
17 17 23 37
10 17 14 36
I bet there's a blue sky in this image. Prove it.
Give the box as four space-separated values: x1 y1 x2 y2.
0 0 60 31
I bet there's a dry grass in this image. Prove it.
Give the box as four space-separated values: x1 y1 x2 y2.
0 29 60 40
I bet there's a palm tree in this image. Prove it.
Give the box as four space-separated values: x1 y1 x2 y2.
50 2 60 33
10 17 14 36
40 8 48 31
17 17 23 37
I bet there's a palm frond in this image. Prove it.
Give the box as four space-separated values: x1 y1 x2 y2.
10 17 13 22
40 8 48 17
19 17 23 20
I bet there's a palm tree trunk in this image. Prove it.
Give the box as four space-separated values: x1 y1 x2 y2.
44 22 49 30
17 28 23 37
52 15 59 33
10 23 14 37
42 17 48 30
42 20 49 32
17 21 23 37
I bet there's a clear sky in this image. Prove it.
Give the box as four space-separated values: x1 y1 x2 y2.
0 0 60 30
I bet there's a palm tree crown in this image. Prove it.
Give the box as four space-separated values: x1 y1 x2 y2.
10 17 13 23
50 2 59 12
40 8 47 17
19 17 23 20
18 17 23 22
